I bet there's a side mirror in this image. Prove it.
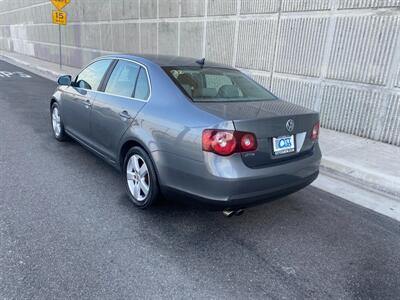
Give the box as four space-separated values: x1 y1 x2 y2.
57 75 72 86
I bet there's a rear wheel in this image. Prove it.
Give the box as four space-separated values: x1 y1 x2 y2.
51 102 67 141
124 147 159 208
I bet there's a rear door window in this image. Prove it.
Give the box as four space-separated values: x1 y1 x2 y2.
105 60 140 98
134 67 150 100
75 59 113 91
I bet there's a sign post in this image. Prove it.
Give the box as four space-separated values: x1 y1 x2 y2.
50 0 70 69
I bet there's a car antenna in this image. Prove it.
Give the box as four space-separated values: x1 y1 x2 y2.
196 58 205 68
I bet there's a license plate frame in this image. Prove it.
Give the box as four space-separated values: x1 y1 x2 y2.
272 135 295 155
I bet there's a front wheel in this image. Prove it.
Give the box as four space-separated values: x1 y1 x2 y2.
51 102 67 141
124 147 159 208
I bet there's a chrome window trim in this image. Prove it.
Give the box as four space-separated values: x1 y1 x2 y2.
91 89 148 103
75 57 152 103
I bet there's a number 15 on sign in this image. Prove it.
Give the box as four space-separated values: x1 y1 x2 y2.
52 10 67 25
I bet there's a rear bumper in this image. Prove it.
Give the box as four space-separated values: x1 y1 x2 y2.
163 171 319 209
153 144 321 208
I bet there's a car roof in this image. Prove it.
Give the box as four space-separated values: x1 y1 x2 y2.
100 54 233 69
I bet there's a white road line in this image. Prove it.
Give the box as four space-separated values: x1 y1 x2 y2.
0 71 31 78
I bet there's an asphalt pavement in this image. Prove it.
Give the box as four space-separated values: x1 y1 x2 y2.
1 59 400 299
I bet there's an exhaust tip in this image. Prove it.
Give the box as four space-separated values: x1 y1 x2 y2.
234 209 244 216
222 208 245 217
223 209 235 217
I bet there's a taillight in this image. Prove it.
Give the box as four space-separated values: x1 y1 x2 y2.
239 133 257 151
311 121 320 141
202 129 257 156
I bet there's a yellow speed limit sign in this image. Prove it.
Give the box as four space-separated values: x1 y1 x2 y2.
50 0 71 10
52 10 67 25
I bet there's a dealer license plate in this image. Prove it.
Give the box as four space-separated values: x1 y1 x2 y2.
272 135 295 155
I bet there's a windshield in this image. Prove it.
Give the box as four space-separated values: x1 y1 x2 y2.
163 67 277 102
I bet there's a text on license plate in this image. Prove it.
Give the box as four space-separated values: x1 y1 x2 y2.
272 135 295 155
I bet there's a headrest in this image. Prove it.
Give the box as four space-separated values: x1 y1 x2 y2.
218 85 240 98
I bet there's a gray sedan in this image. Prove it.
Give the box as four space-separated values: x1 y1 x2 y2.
51 54 321 211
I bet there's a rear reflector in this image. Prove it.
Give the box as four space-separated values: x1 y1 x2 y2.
202 129 257 156
311 121 320 141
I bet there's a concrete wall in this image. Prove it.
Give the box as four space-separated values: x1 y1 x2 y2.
0 0 399 146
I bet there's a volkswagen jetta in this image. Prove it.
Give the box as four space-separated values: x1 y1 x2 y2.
50 54 321 209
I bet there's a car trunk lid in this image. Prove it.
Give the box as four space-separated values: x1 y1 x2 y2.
195 99 319 167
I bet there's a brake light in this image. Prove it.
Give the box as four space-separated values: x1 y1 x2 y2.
311 121 320 141
202 130 257 156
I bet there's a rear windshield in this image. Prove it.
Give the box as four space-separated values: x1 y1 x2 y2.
163 67 277 102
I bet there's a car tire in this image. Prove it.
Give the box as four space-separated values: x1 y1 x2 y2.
51 102 67 141
124 147 159 209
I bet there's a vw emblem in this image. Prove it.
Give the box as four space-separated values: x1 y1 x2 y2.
286 119 294 132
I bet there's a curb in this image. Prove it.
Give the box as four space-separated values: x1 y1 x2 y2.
0 52 77 81
321 156 400 200
320 158 400 201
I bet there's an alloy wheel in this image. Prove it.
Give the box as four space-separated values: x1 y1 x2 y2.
52 107 61 137
126 154 150 201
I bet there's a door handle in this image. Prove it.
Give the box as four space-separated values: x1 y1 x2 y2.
83 99 92 108
119 110 132 119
